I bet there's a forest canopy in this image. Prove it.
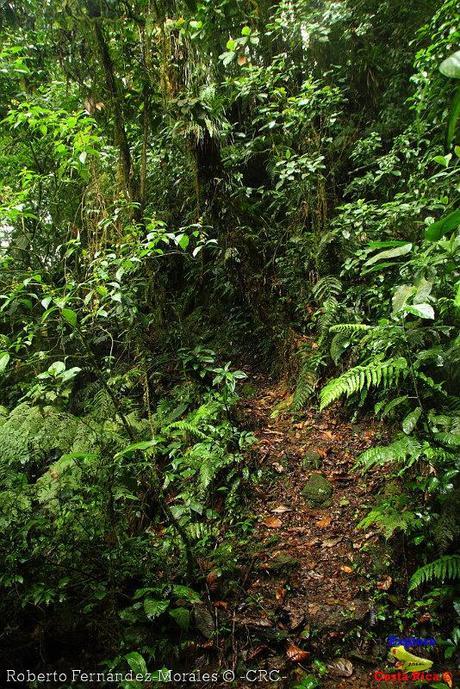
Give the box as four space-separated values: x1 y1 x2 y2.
0 0 459 687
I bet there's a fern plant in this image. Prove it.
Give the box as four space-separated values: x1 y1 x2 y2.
354 434 422 472
312 276 342 303
409 555 460 590
358 495 419 539
329 323 372 364
319 356 408 410
292 348 325 411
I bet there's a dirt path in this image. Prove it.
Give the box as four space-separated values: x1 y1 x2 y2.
214 376 394 688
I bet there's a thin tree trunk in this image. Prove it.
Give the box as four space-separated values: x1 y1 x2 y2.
91 17 135 202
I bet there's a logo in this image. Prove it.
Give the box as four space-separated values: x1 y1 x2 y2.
374 670 453 685
387 635 436 649
389 645 433 672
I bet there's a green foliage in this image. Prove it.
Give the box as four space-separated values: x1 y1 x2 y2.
358 497 419 540
0 0 459 674
292 347 325 411
409 556 460 591
355 435 422 473
319 357 408 410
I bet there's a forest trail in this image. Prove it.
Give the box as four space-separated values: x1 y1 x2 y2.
220 376 393 688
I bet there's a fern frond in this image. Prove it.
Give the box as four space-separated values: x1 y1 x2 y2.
329 323 372 334
312 276 342 302
409 555 460 590
318 296 340 343
167 421 208 440
358 498 417 539
319 356 408 410
375 395 408 418
292 350 324 411
434 432 460 447
354 434 421 472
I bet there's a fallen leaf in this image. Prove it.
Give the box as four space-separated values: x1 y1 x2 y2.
237 55 247 66
239 616 272 628
213 600 228 610
322 537 342 548
377 575 392 591
340 565 353 574
206 570 219 591
287 610 306 631
286 643 310 663
328 658 353 677
271 505 292 514
272 462 286 474
316 516 332 528
275 586 286 602
262 516 282 528
246 644 268 661
199 639 214 650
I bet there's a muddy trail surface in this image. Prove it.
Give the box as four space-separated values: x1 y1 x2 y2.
204 376 402 689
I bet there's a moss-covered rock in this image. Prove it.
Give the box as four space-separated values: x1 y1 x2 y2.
261 553 299 572
302 473 333 507
302 450 322 470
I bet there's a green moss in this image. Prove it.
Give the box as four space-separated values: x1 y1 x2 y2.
302 450 323 469
302 473 333 507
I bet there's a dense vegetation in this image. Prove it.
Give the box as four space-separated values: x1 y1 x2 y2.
0 0 459 686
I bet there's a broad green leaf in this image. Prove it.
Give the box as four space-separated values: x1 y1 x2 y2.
454 282 460 307
440 51 460 79
380 395 408 418
48 360 66 375
433 154 451 167
177 234 190 250
115 440 156 458
144 598 169 619
447 87 460 145
425 209 460 241
172 585 201 603
169 607 190 630
241 26 251 36
368 240 409 249
405 303 434 319
402 407 422 434
220 51 235 66
413 278 432 304
392 285 415 314
364 243 412 267
41 296 52 309
125 651 148 675
62 308 77 327
0 352 10 374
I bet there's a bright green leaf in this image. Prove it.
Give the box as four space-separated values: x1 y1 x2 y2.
0 352 10 374
169 607 190 630
364 243 412 267
62 308 77 327
440 51 460 79
405 303 434 319
144 598 169 619
425 210 460 241
402 407 422 434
